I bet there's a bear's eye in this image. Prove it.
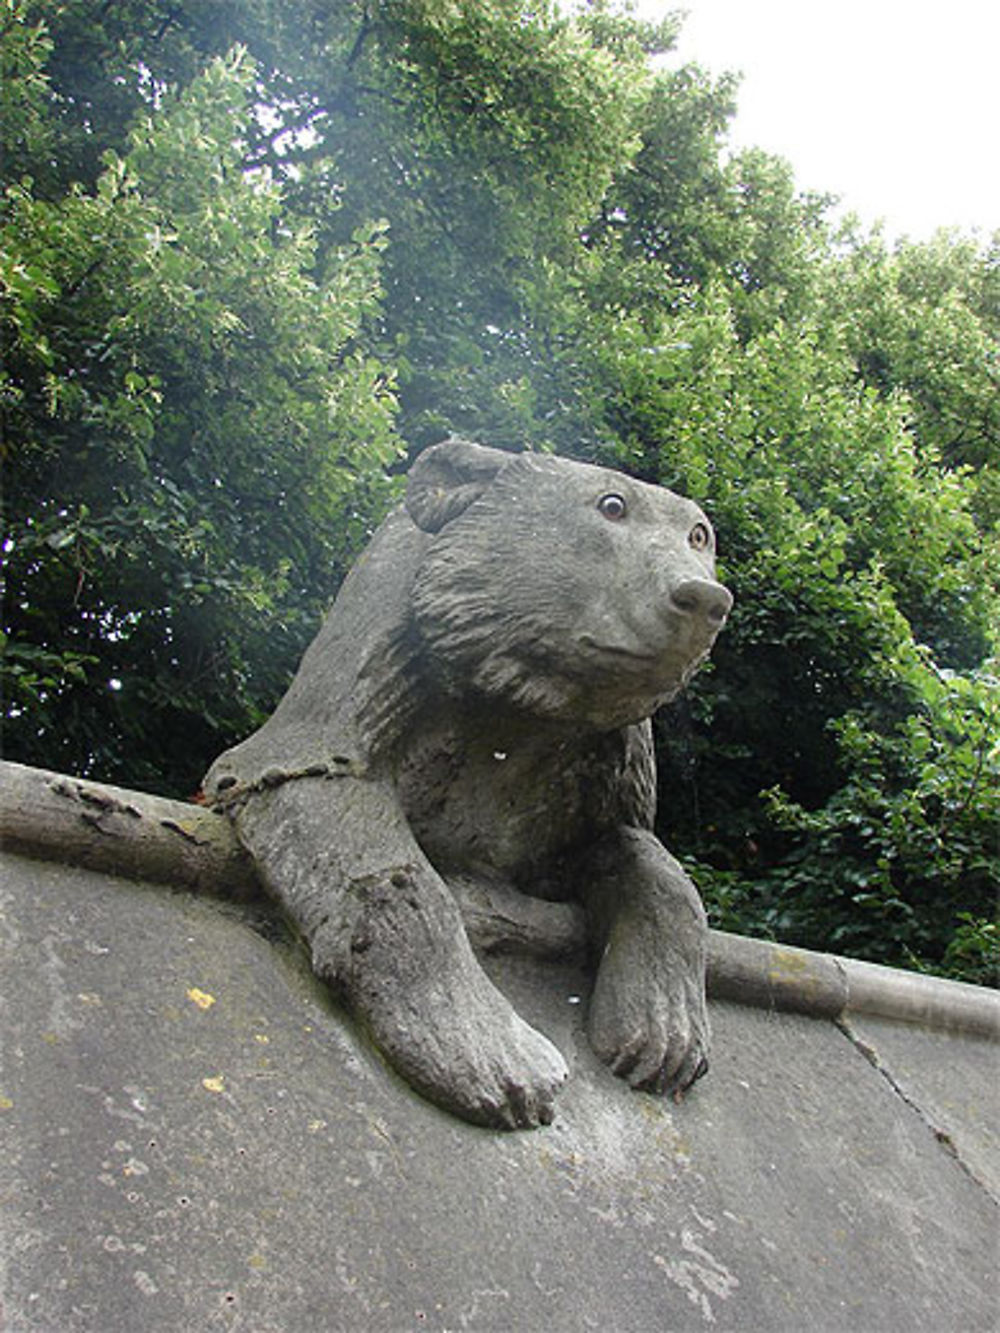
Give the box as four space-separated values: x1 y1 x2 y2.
689 521 712 551
597 493 627 521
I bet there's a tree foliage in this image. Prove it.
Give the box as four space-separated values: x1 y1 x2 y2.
2 0 997 980
2 23 398 790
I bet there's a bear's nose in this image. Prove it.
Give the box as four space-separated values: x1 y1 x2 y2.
669 578 733 627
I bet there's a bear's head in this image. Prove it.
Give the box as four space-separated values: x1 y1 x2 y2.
406 438 732 731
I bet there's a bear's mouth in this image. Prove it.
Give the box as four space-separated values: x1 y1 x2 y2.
576 634 704 697
577 635 657 664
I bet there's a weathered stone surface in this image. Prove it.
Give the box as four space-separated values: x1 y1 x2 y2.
2 851 997 1332
203 440 735 1125
6 758 998 1040
842 1012 1000 1198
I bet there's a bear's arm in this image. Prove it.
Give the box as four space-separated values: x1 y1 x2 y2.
229 773 568 1127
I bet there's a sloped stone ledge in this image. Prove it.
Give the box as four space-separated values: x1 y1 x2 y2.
2 759 997 1039
0 759 256 899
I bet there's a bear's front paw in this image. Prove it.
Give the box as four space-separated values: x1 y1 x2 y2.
465 1011 569 1130
332 874 569 1129
588 960 710 1099
358 966 569 1130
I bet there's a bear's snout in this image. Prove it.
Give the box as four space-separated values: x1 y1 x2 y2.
668 577 733 630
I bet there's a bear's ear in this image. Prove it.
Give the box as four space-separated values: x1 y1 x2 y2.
405 437 514 533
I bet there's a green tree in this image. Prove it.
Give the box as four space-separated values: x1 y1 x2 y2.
827 225 1000 530
3 0 996 980
16 0 669 447
2 33 398 793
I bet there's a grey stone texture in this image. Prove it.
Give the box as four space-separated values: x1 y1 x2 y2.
2 850 997 1332
203 440 735 1126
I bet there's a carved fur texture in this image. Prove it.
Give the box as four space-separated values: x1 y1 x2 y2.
205 438 732 1128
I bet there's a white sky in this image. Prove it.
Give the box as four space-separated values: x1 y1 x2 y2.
638 0 999 241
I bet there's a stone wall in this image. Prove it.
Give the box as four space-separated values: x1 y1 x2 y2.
1 764 997 1331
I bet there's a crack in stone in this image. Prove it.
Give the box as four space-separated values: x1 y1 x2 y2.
835 1016 999 1206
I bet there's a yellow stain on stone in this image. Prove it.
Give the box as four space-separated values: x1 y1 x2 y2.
202 1075 226 1094
0 1094 13 1111
254 1033 269 1044
187 988 216 1010
768 949 824 993
769 948 810 978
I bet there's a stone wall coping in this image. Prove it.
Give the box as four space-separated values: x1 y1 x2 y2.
2 758 996 1040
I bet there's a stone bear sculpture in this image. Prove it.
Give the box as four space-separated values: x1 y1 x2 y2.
204 438 732 1129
